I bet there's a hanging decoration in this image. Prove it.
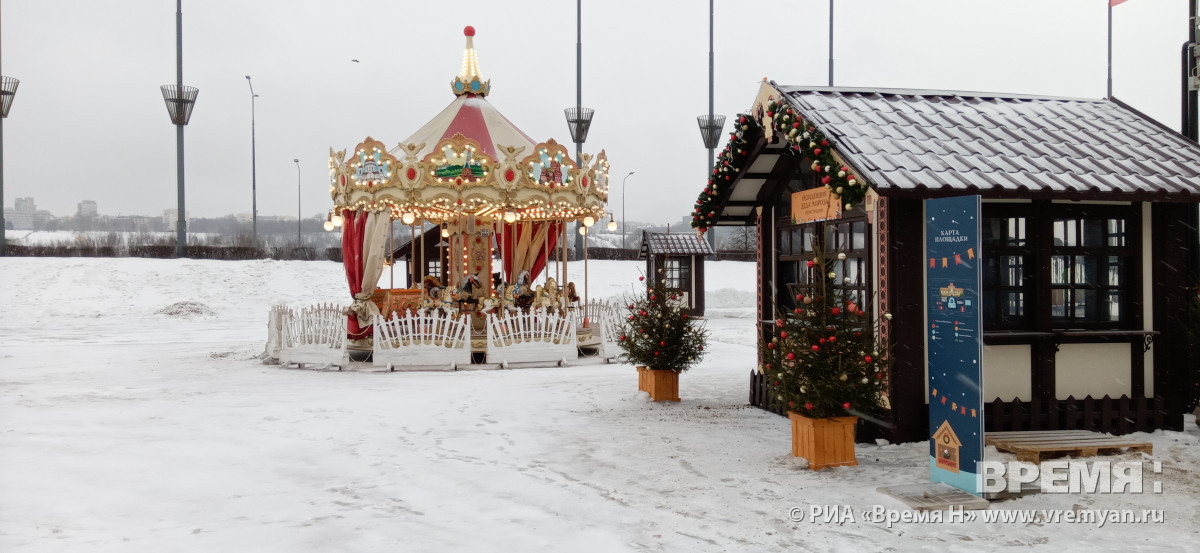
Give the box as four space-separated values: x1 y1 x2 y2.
690 92 873 233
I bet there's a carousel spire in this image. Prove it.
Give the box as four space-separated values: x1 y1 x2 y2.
452 26 491 97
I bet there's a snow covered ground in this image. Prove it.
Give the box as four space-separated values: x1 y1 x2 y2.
0 257 1196 552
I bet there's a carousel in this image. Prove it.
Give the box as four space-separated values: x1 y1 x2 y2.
263 27 620 370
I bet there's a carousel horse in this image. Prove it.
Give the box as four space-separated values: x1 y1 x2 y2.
458 274 483 310
542 277 561 313
532 285 557 311
438 286 457 315
565 282 580 309
500 283 519 313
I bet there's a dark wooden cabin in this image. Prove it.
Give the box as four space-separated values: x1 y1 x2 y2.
638 231 714 317
700 82 1200 443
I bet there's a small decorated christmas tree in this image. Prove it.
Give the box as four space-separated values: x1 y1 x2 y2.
616 269 709 373
761 244 889 419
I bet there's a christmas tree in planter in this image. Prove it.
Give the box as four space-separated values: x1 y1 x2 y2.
760 242 890 469
616 269 709 402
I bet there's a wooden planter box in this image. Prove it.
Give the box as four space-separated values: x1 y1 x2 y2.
787 412 858 470
637 366 680 402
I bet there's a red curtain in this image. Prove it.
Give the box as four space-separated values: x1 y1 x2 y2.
497 221 560 282
340 209 371 339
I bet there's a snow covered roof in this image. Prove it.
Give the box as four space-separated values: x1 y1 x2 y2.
776 85 1200 199
639 232 714 258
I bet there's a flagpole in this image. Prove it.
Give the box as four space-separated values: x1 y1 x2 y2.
828 0 834 86
1107 1 1113 98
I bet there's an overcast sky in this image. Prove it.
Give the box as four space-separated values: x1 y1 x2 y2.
1 0 1190 224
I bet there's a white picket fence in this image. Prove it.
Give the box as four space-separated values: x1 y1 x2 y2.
574 300 623 361
260 302 289 363
279 303 349 369
485 309 577 366
372 311 471 371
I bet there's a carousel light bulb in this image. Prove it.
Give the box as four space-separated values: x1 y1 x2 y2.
324 220 334 231
503 211 517 224
442 228 450 238
578 226 587 236
331 213 344 227
607 216 617 231
583 215 595 227
402 212 416 225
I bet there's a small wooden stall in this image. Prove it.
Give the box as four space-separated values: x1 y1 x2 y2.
638 231 713 317
693 81 1200 442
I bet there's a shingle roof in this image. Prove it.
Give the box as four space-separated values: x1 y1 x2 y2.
777 86 1200 199
639 232 714 258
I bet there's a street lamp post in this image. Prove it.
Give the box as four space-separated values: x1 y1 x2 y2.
294 158 301 245
160 0 198 258
245 76 259 245
696 0 724 251
0 76 18 258
621 171 633 250
565 0 594 260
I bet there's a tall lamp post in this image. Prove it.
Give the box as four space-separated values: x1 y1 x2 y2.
565 0 594 260
160 0 198 258
696 0 724 251
0 76 18 258
293 158 301 245
621 171 633 250
245 76 259 245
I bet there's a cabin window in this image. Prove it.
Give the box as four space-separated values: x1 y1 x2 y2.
982 204 1137 331
427 259 443 281
776 217 870 313
665 257 691 290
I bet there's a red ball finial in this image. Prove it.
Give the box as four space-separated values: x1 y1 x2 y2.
464 26 476 37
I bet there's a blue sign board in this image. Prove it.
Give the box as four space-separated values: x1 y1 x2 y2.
926 196 985 496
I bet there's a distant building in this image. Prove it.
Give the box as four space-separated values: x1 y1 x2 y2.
78 200 98 217
162 209 191 231
7 197 49 230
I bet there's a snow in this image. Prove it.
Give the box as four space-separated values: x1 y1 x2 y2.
0 257 1196 552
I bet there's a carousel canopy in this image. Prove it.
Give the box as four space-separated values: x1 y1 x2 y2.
328 26 610 225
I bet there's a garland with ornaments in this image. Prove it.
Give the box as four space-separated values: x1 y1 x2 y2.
690 98 872 233
759 244 890 419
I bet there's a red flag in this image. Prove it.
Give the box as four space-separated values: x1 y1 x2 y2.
1110 0 1129 6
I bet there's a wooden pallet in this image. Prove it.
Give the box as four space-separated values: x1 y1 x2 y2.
985 430 1153 464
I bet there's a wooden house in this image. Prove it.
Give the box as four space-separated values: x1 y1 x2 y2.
699 81 1200 442
638 231 714 317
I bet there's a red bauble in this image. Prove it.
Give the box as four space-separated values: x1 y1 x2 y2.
822 176 832 185
638 276 644 281
792 122 800 128
805 402 813 410
820 140 829 147
796 293 804 301
843 402 851 410
819 338 826 344
813 148 822 155
786 352 795 361
654 351 660 356
659 341 666 346
682 314 689 319
806 260 815 268
651 296 656 301
463 26 476 37
865 355 873 363
828 336 837 343
812 345 820 352
780 331 788 339
794 308 802 315
767 342 776 349
776 319 785 328
831 307 841 315
620 335 626 341
789 401 796 408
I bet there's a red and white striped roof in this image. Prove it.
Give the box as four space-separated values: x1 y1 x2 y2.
394 93 536 161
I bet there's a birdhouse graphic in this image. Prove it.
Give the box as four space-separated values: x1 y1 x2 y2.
932 420 962 473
